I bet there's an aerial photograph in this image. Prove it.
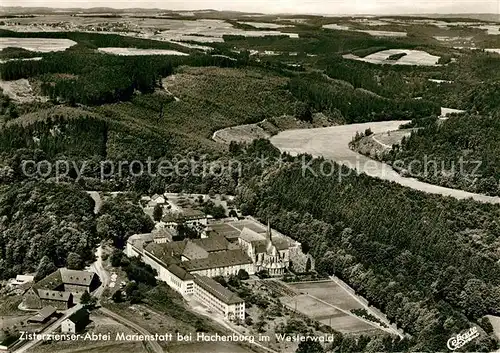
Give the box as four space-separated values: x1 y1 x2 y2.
0 0 500 352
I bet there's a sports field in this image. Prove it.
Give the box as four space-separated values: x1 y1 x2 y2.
280 280 383 334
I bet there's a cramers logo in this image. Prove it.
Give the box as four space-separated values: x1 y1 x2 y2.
447 327 480 351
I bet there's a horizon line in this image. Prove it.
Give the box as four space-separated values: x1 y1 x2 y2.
0 6 499 17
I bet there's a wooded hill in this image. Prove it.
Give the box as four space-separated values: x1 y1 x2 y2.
383 113 500 196
238 158 500 352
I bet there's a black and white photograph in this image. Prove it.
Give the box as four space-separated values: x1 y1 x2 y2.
0 0 500 352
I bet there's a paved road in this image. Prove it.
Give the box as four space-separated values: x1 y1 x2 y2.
271 121 500 204
90 245 109 300
12 304 83 353
98 307 164 353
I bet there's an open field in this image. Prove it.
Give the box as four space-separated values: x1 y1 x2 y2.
357 30 407 37
322 24 406 37
238 22 292 29
0 78 48 103
212 122 271 145
487 315 500 340
0 37 76 52
371 129 414 149
0 17 299 45
97 48 189 56
344 49 440 66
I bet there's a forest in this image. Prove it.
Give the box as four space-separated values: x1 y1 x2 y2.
0 181 97 279
237 157 500 352
383 113 500 195
288 73 441 123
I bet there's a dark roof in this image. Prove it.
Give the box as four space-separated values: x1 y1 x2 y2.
193 235 229 252
208 223 241 240
239 227 266 243
145 242 181 267
60 269 95 287
37 289 72 302
193 275 244 305
183 249 253 271
167 264 194 281
182 242 209 260
33 269 63 290
67 308 89 324
28 306 57 322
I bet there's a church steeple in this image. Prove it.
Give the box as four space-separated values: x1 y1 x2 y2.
267 219 272 241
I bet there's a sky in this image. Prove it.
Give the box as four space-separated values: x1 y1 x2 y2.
2 0 499 15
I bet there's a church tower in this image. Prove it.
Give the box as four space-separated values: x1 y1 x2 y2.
266 219 272 241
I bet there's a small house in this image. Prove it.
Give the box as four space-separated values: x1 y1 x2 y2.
61 308 89 333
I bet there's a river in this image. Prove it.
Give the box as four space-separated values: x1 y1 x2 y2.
270 120 500 204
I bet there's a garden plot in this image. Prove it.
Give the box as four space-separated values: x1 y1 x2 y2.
97 48 189 56
0 37 76 52
344 49 440 66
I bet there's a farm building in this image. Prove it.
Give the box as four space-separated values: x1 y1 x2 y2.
22 268 99 310
27 306 58 324
61 308 89 333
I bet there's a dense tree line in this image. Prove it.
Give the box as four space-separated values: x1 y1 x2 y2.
0 181 97 279
0 49 240 105
238 158 500 351
96 194 154 248
288 74 440 123
383 113 500 195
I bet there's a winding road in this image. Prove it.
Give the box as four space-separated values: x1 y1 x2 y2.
270 121 500 204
